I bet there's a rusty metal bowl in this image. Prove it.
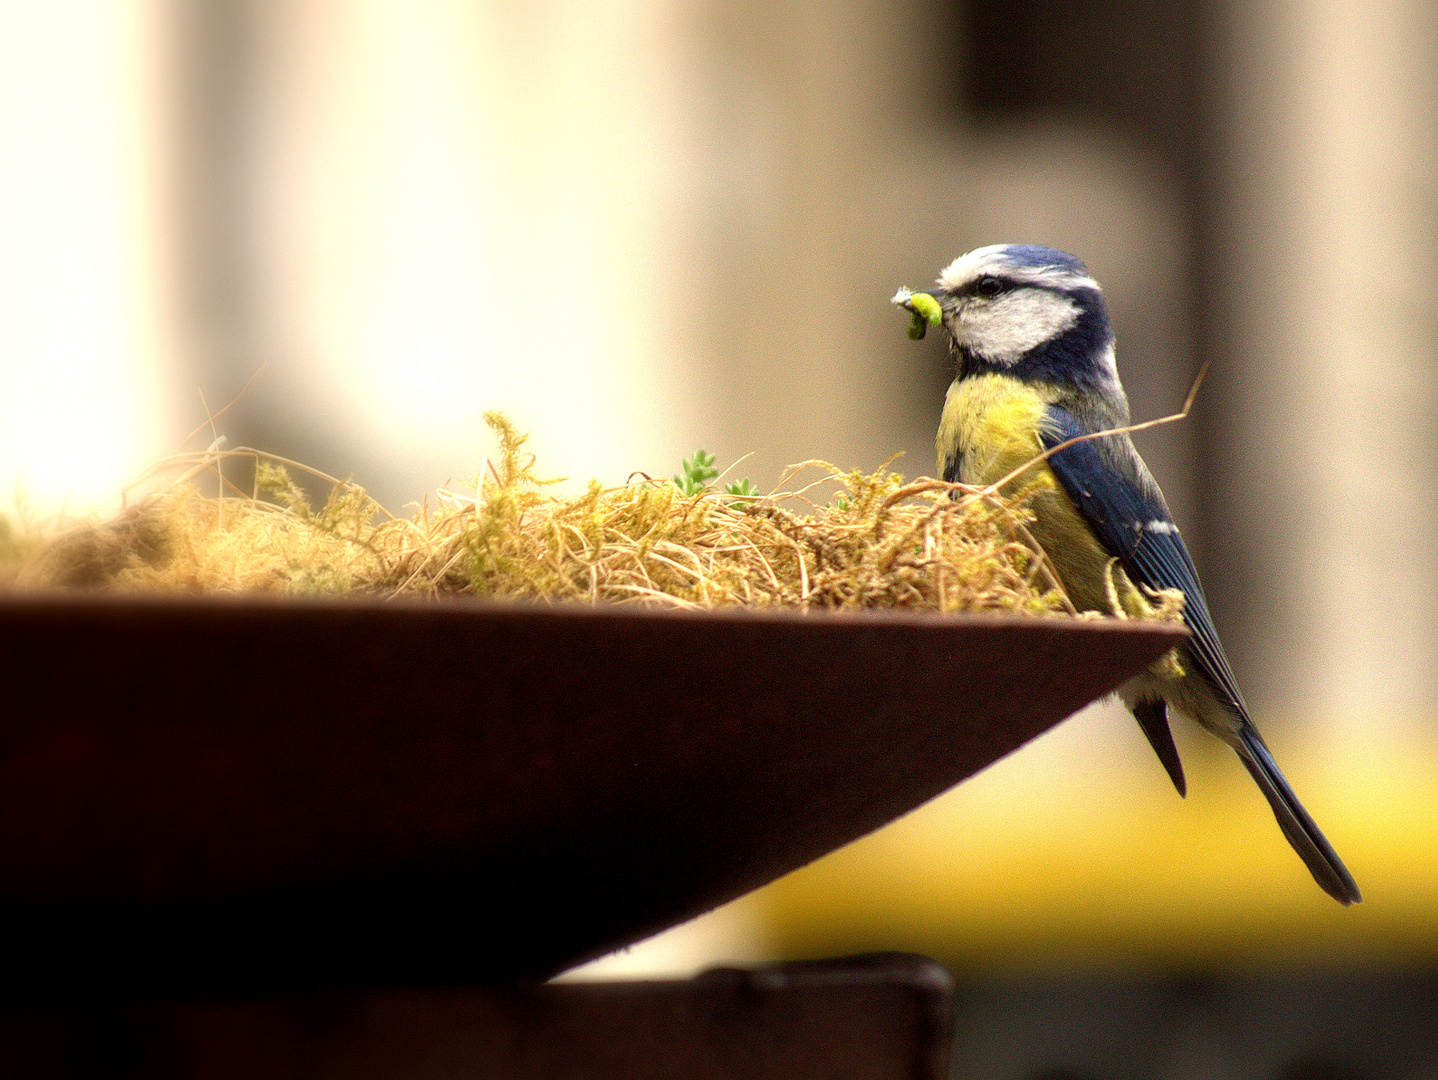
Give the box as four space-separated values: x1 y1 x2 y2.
0 596 1184 997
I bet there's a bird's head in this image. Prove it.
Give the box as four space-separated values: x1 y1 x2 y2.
928 244 1120 397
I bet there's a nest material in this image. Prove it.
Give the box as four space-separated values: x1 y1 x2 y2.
0 414 1179 623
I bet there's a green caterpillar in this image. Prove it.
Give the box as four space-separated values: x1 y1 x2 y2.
890 287 942 340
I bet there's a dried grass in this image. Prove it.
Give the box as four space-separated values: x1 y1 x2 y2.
0 413 1176 622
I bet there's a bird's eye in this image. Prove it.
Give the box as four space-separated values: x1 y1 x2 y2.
974 276 1006 299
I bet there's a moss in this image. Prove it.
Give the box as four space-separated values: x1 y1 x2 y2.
0 414 1180 623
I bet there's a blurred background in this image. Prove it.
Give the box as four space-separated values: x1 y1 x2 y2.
3 0 1437 1075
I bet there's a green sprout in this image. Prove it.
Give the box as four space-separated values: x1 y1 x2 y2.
891 287 943 340
673 450 759 506
674 450 719 496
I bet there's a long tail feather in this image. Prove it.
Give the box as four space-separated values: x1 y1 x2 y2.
1234 726 1361 905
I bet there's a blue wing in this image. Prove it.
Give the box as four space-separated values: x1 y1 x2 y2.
1039 405 1247 719
1040 406 1362 905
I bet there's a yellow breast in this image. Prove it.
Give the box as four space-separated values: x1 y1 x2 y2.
935 373 1118 614
935 373 1057 487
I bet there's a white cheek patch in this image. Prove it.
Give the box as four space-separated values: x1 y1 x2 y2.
956 288 1080 365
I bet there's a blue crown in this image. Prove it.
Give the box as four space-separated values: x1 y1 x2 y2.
1000 245 1088 275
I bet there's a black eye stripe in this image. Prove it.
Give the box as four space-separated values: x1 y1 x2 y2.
972 276 1007 299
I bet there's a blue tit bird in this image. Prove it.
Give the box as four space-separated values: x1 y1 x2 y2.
919 243 1360 905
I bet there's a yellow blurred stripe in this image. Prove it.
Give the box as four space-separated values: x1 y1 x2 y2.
754 714 1438 973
